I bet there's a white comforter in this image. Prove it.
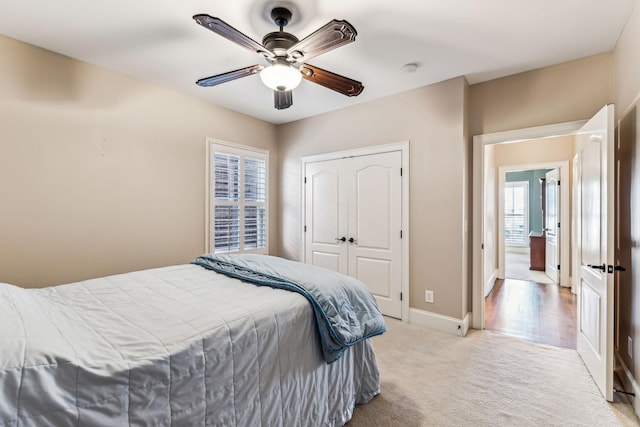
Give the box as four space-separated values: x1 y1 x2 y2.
0 264 380 426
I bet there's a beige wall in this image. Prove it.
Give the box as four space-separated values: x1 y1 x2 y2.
0 35 278 287
615 3 640 118
494 136 575 166
614 2 640 403
278 77 469 319
469 53 615 136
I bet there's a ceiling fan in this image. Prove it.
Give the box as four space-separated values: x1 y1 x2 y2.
193 7 364 110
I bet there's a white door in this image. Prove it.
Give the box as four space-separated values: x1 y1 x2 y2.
305 158 348 274
304 151 403 318
348 152 403 318
576 104 615 401
544 168 560 283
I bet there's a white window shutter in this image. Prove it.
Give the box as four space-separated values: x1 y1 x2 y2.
209 141 269 254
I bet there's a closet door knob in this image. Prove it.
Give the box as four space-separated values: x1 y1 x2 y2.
348 237 357 244
335 237 346 242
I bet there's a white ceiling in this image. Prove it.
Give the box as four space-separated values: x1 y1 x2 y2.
0 0 636 124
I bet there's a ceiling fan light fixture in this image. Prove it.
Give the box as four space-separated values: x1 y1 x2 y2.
193 11 364 108
260 61 302 91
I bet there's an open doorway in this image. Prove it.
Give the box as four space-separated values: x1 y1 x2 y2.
488 158 576 348
476 135 576 349
502 168 556 285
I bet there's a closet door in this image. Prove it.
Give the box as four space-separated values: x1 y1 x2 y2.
348 152 402 318
304 158 348 274
304 151 403 319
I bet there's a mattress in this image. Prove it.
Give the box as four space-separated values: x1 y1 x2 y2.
0 263 381 426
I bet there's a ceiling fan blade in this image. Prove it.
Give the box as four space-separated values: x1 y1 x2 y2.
300 64 364 97
196 65 264 87
193 14 275 59
286 20 357 63
274 90 293 110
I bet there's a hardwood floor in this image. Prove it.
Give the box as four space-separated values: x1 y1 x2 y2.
484 278 577 349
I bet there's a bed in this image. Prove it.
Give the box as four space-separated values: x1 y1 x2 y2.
0 254 384 426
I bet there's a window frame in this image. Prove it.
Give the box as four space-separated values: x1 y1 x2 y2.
206 138 269 255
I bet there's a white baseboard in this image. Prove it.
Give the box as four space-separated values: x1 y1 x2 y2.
409 308 471 337
615 352 640 419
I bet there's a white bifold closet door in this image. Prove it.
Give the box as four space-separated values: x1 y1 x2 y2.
304 151 402 318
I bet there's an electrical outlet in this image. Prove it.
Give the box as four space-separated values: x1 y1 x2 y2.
629 336 633 359
425 290 434 303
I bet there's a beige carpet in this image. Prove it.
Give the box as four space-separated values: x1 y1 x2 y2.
349 318 638 426
505 249 554 284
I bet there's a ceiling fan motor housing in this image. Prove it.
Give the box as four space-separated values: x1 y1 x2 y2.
263 7 299 58
262 31 299 55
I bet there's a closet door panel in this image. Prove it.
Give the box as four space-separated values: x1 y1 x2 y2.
311 252 341 272
356 257 392 297
349 151 402 318
355 165 391 249
304 160 348 275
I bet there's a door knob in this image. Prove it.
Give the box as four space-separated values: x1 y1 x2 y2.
335 237 346 242
348 237 357 244
587 263 606 271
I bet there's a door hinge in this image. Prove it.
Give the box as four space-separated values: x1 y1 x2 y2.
557 264 560 271
400 292 403 301
304 177 307 184
557 222 560 228
557 180 560 186
400 230 403 239
481 243 484 249
400 168 403 176
304 225 307 232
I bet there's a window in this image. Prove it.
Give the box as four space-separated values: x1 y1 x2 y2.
504 181 529 247
208 140 268 254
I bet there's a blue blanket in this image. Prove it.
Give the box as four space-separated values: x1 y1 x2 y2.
192 254 386 363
